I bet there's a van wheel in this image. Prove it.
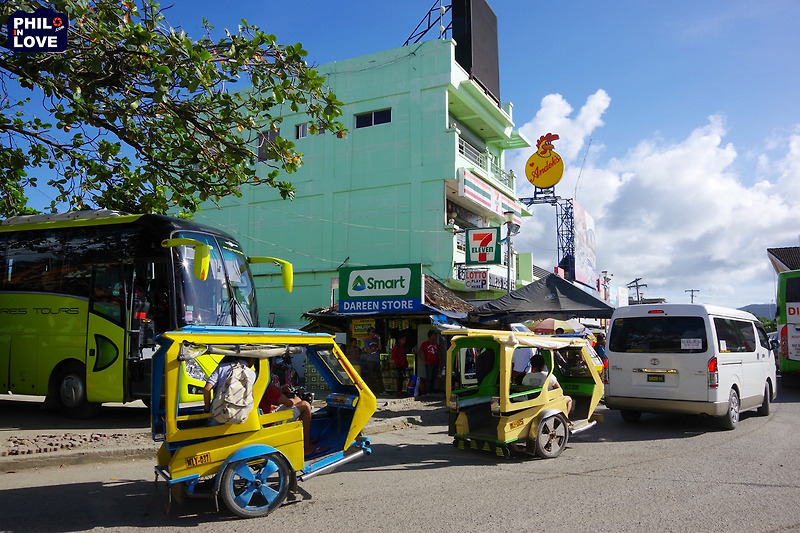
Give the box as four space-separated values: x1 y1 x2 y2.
720 388 739 430
620 410 641 423
756 384 771 416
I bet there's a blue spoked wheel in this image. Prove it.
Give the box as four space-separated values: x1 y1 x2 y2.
220 452 291 518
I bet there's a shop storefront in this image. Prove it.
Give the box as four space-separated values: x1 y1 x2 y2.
302 265 473 395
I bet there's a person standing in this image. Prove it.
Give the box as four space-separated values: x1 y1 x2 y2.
391 335 409 396
595 332 607 364
363 327 382 360
419 329 441 395
345 338 362 362
361 327 384 393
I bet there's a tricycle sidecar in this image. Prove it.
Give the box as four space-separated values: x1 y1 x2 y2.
151 325 376 518
445 328 603 459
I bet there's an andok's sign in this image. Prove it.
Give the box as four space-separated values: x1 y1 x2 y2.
465 227 501 265
339 264 423 314
525 132 564 189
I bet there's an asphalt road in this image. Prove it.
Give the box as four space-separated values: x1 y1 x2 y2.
1 381 800 533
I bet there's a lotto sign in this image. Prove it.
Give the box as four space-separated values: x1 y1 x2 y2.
7 8 69 53
465 227 501 265
463 269 488 290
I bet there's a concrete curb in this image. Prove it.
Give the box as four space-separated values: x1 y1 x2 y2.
0 404 438 472
2 444 158 472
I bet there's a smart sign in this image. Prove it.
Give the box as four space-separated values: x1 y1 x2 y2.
339 263 423 314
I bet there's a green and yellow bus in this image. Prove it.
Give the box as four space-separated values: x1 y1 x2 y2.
0 210 291 417
777 270 800 379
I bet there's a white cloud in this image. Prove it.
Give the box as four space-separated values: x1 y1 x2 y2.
510 93 800 307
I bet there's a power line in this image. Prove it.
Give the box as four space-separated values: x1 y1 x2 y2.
685 289 700 303
627 278 647 304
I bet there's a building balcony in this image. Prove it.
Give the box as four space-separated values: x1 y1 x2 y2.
457 137 515 191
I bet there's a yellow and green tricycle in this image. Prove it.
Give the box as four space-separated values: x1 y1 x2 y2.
445 328 603 459
151 325 376 518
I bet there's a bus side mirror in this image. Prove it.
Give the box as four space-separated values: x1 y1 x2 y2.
248 256 294 292
161 239 212 281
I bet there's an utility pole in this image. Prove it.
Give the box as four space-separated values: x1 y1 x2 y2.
627 278 647 304
685 289 699 303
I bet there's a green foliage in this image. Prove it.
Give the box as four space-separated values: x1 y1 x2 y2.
0 0 346 217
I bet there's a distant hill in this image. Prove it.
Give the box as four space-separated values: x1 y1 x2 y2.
739 303 776 319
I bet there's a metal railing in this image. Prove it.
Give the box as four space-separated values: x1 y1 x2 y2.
457 137 515 190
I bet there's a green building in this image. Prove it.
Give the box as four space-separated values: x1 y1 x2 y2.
199 36 532 329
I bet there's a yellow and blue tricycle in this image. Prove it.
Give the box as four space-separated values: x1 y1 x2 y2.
151 325 376 518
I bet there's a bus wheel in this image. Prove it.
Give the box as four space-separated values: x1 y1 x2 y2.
220 452 291 518
533 413 569 459
720 388 740 430
57 363 100 419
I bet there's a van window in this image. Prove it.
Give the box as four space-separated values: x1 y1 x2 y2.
713 318 755 353
609 316 708 353
755 323 770 348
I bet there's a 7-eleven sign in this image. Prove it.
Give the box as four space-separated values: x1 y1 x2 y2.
465 227 501 265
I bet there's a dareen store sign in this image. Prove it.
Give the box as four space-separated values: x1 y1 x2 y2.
339 264 423 314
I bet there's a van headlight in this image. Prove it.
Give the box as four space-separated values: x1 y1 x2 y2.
184 359 208 382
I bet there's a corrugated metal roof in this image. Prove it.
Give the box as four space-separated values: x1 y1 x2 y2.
767 247 800 272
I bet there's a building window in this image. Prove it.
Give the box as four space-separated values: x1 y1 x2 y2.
296 123 308 139
257 129 279 161
355 108 391 129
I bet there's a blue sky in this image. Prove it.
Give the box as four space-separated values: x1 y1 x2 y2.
23 1 800 308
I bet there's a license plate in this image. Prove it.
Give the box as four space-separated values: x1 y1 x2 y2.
647 374 665 383
185 452 211 468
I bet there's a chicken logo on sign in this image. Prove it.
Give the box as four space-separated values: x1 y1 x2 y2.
525 133 564 189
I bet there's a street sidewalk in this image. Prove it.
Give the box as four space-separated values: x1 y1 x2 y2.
0 393 445 472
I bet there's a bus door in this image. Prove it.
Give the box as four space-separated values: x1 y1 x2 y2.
86 263 128 403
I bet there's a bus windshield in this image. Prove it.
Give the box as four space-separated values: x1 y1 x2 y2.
173 231 258 327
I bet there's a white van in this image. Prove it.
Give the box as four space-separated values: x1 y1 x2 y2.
605 304 776 430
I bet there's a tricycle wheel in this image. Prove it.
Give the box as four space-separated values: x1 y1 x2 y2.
220 452 291 518
533 413 569 459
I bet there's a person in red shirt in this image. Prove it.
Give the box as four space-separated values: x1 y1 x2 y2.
391 335 409 396
419 330 441 395
259 382 316 456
